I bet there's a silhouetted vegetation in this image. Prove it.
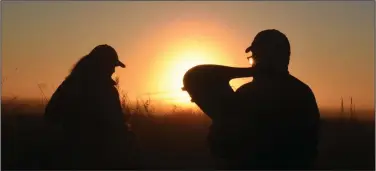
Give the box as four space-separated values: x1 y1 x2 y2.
2 93 374 170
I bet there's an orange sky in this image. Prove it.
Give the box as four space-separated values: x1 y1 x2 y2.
2 1 375 111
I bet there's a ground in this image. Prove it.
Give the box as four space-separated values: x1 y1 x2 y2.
1 101 375 170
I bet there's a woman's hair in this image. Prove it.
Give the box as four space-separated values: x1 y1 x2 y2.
69 54 96 78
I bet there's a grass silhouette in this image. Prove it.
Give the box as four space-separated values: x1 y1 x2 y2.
1 78 374 170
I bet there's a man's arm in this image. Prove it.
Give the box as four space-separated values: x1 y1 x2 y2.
305 89 321 138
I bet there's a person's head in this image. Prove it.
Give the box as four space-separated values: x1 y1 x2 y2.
245 29 290 76
70 44 125 79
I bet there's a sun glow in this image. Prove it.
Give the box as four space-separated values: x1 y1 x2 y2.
162 50 214 106
153 40 230 107
148 19 233 107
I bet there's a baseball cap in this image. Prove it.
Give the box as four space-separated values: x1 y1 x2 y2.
245 29 290 54
90 44 126 68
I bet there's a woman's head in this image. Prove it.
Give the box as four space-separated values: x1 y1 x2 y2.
69 44 125 79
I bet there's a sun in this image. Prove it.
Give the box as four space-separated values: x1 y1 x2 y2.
149 40 224 108
171 51 211 88
149 19 233 108
163 50 214 106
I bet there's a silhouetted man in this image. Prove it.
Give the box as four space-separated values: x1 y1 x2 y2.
207 29 320 169
43 44 134 169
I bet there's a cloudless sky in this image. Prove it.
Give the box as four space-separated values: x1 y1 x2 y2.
2 1 374 111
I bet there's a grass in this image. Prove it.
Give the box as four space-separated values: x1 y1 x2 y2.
1 77 375 170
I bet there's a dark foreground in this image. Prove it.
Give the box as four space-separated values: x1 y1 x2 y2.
2 108 375 170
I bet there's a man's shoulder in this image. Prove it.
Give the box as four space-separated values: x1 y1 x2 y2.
288 75 314 94
287 76 318 107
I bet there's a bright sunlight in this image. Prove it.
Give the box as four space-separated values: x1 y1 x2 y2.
163 49 214 106
148 19 233 108
154 39 229 107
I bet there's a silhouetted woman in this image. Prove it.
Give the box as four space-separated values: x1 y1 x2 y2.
43 44 133 169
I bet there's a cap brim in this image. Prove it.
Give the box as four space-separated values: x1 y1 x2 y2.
245 45 252 53
116 60 126 68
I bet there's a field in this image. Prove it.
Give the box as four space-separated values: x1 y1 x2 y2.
1 99 375 170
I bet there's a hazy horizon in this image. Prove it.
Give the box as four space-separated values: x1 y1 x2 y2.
2 1 375 111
